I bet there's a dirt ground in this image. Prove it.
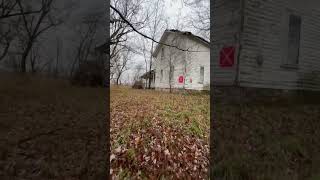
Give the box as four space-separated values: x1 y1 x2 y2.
110 86 210 179
0 73 107 179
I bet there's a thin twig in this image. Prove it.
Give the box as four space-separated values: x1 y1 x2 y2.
110 5 208 53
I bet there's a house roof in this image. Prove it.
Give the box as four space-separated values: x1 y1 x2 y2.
152 29 210 57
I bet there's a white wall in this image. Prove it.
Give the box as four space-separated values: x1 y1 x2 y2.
184 37 210 90
211 0 242 86
239 0 320 90
153 32 210 90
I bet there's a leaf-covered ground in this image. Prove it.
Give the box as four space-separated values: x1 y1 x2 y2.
0 73 107 179
110 86 210 179
4 74 318 180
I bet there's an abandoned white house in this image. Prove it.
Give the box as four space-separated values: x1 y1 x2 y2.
212 0 320 91
151 29 210 91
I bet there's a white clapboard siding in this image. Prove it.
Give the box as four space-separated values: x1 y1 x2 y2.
212 0 242 86
153 30 210 90
238 0 320 90
213 0 320 91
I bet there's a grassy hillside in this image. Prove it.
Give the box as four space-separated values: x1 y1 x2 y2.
0 73 107 179
212 91 320 180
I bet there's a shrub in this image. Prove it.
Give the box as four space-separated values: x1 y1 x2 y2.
71 60 104 87
132 80 143 89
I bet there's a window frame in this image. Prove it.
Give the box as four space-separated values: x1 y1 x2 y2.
281 9 302 70
199 66 204 84
160 69 163 82
169 65 175 83
161 48 164 61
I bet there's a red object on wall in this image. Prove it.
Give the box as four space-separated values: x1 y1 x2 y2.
190 78 192 83
178 76 184 83
220 46 235 67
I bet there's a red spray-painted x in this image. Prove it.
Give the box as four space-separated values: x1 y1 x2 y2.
219 46 235 67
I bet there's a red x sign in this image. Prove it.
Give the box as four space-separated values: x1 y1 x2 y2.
220 46 235 67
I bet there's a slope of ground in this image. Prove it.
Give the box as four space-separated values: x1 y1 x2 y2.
0 73 107 179
110 86 210 179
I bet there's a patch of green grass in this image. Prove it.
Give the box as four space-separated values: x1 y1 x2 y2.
308 174 320 180
159 100 209 137
118 168 131 179
138 170 148 180
126 148 136 161
139 118 152 128
116 128 131 146
281 136 307 159
187 119 204 138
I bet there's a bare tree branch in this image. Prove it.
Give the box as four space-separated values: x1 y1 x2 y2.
110 5 207 53
0 0 41 20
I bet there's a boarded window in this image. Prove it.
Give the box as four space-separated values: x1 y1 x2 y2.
161 48 164 61
160 69 163 82
199 66 204 84
169 65 174 83
287 14 301 65
171 65 174 76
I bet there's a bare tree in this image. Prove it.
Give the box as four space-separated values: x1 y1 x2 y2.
54 37 61 77
0 28 11 61
29 44 40 73
183 0 209 40
110 4 204 53
16 0 62 72
110 0 146 56
113 49 131 85
166 34 182 93
0 1 23 62
110 0 148 80
135 36 149 88
69 14 101 77
0 0 41 20
144 0 166 89
109 1 209 90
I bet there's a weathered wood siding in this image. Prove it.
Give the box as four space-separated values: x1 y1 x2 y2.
185 37 210 90
239 0 320 90
212 0 242 86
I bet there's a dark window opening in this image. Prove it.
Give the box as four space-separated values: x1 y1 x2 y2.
287 14 301 65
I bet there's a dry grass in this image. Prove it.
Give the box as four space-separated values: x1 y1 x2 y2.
2 73 318 180
0 73 107 179
212 94 320 180
110 86 210 179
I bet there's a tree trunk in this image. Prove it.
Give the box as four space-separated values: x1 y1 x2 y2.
21 49 30 72
20 37 35 73
148 41 154 89
116 75 121 85
55 39 60 77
